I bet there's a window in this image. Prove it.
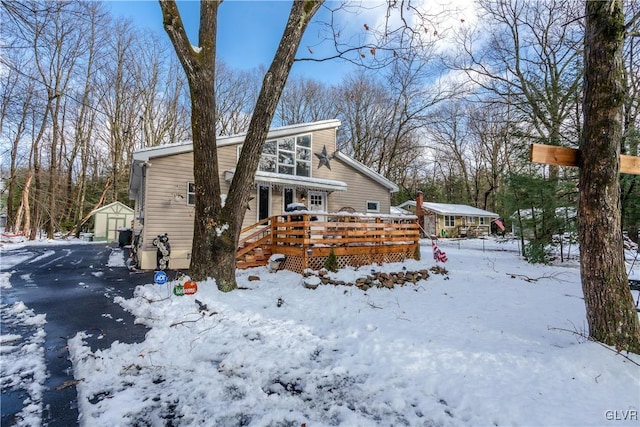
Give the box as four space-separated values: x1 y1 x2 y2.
467 216 475 224
308 191 325 212
366 201 380 213
187 183 226 207
444 215 455 227
187 182 196 205
479 217 486 225
258 134 311 177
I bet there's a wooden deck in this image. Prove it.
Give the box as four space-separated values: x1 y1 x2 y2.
237 213 420 273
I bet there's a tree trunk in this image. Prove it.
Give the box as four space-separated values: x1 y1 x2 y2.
579 0 640 353
161 0 323 291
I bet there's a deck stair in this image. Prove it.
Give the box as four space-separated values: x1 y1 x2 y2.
236 217 272 269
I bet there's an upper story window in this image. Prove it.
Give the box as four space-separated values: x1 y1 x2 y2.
258 134 311 177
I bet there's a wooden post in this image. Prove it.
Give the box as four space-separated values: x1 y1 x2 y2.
530 143 640 175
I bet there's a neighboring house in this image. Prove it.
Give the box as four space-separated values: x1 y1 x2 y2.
91 201 134 242
398 193 499 238
128 119 399 270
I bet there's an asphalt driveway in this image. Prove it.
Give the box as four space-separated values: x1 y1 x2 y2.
1 243 154 426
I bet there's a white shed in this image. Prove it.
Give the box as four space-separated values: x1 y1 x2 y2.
92 201 134 242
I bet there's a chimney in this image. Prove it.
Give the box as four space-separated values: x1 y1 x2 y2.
416 191 424 237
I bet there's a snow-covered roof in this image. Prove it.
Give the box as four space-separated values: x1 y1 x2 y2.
390 206 414 216
398 201 499 218
225 169 348 192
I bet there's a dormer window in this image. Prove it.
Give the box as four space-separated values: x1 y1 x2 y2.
258 134 311 177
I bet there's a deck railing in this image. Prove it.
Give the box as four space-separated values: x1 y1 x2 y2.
238 213 420 272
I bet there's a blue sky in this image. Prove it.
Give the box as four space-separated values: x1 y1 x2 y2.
108 1 358 85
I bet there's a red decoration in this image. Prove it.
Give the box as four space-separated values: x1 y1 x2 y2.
183 280 198 295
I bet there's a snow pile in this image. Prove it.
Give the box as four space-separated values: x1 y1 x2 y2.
69 239 640 426
0 277 48 427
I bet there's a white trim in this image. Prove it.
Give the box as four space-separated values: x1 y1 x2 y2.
308 191 326 212
398 201 499 218
187 182 195 205
131 119 341 161
227 169 347 192
366 200 380 213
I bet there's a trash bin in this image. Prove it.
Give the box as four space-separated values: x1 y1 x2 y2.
118 228 133 248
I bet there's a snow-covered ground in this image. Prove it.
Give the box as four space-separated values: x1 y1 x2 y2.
2 237 639 426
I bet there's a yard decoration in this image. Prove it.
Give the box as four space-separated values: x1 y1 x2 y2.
152 233 171 270
173 283 184 296
432 240 448 263
315 145 333 170
183 280 198 295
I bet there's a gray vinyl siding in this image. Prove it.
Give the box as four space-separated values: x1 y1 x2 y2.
328 157 391 214
134 124 395 269
306 128 336 181
140 152 195 267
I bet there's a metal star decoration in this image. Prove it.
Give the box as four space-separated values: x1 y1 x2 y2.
315 145 333 170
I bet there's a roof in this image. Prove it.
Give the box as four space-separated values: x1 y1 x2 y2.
131 119 342 162
398 201 499 218
91 201 134 216
225 169 348 192
390 206 414 216
129 119 399 198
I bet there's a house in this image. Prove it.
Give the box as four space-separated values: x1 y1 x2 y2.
128 119 399 270
398 192 499 238
91 201 134 242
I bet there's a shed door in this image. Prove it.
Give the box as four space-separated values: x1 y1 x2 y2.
424 214 436 237
107 217 126 242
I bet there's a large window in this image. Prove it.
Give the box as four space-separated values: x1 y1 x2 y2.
258 135 311 177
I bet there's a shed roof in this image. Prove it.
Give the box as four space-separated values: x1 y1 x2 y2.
398 201 499 218
91 201 134 215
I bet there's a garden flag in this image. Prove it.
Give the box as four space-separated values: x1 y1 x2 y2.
432 240 448 263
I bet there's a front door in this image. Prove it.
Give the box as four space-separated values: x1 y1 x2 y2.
308 191 326 212
258 185 270 221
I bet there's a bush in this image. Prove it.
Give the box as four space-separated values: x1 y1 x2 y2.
524 240 551 264
323 248 339 272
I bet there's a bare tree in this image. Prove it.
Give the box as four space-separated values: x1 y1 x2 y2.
579 0 640 353
136 35 191 146
276 75 334 126
214 61 259 136
454 0 584 240
160 0 323 290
